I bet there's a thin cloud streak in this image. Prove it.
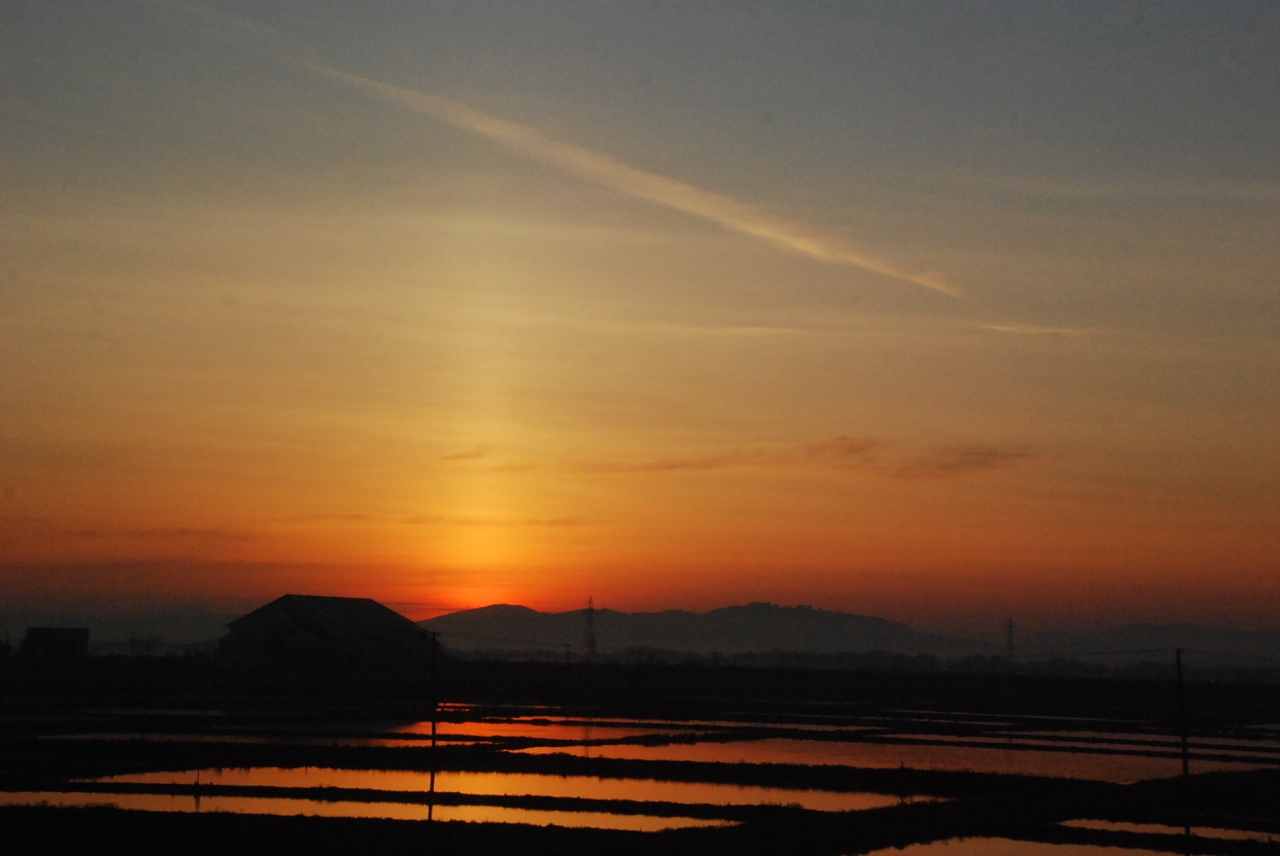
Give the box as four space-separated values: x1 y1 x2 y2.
435 436 1033 479
982 324 1086 337
574 437 880 475
299 61 961 298
401 514 587 528
281 513 586 528
61 526 261 543
896 445 1036 479
512 437 1028 479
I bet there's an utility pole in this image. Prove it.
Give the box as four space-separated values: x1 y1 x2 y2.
1176 647 1192 838
584 597 596 664
426 630 439 747
1176 648 1190 779
1005 617 1015 660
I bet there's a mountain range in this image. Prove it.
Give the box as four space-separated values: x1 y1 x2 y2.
421 603 1280 666
421 602 972 657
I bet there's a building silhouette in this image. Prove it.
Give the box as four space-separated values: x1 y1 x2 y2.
218 595 430 662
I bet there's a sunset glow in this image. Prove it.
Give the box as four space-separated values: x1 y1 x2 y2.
2 1 1278 637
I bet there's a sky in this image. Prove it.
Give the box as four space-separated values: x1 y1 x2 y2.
1 0 1278 636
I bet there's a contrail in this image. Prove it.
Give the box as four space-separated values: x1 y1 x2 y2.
300 61 962 298
140 0 958 295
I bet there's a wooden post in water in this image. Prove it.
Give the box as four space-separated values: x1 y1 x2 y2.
1176 647 1191 838
426 630 439 747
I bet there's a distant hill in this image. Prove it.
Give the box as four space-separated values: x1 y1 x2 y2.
420 602 976 657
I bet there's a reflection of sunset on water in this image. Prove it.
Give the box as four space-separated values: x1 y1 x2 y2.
0 791 721 831
517 737 1265 784
96 767 915 813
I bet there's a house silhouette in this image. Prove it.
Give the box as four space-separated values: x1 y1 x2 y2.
218 594 430 661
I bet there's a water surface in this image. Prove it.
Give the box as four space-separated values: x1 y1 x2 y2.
520 737 1261 782
96 767 915 812
398 720 700 742
0 790 722 831
867 838 1167 855
1063 819 1277 843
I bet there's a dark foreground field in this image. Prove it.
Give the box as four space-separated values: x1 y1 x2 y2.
5 762 1280 856
3 657 1280 855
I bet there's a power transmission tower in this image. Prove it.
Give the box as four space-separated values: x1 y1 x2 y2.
584 597 596 664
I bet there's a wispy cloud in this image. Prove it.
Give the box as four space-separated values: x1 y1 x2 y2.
804 436 882 461
434 436 1032 479
283 512 586 528
573 438 1034 480
439 444 493 462
62 526 260 542
401 515 587 528
278 513 377 524
296 62 961 298
981 323 1086 337
896 445 1035 478
574 436 882 475
413 435 1039 481
577 454 751 474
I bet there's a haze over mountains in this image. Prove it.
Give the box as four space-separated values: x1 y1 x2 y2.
4 600 1278 668
421 603 1280 665
421 602 965 657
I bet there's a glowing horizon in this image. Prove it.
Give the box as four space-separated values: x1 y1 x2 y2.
1 2 1277 637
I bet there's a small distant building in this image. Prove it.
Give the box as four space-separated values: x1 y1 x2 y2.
218 594 430 661
20 627 90 659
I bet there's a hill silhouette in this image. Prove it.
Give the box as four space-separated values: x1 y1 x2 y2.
420 602 973 657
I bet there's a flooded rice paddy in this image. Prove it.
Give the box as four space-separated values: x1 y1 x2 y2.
8 706 1280 838
1062 819 1278 843
515 735 1268 782
867 840 1169 856
93 767 917 812
0 791 723 830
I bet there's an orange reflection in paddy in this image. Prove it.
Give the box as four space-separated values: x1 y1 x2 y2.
1062 820 1274 843
97 767 912 813
868 839 1166 856
396 719 704 742
517 738 1271 784
0 791 722 831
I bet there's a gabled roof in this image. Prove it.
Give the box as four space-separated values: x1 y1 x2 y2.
230 595 427 640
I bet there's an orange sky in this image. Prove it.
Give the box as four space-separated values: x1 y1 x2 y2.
2 2 1278 635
